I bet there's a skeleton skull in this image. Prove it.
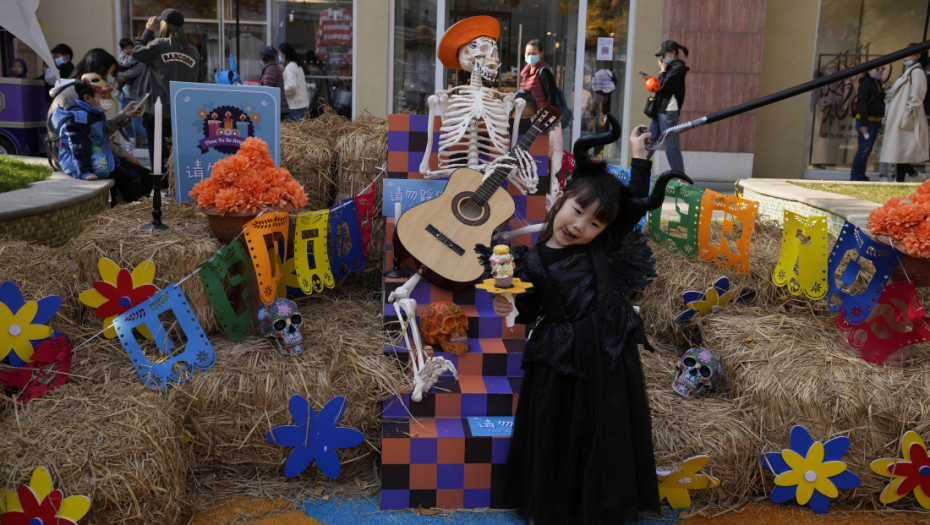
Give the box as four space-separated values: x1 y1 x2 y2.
458 36 500 81
257 298 305 355
672 347 722 400
420 301 469 355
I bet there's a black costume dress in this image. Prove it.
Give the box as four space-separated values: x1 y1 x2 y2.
504 158 660 524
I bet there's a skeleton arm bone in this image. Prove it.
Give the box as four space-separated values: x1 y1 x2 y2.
419 93 446 178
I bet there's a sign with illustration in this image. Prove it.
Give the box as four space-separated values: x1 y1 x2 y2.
170 81 280 202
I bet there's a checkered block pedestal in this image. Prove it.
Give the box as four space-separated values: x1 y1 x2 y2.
381 114 550 510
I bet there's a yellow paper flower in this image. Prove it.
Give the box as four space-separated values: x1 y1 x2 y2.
78 259 158 339
657 455 720 509
871 431 930 509
0 281 59 365
0 466 90 522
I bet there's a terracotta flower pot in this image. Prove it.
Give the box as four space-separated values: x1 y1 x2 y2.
197 204 297 243
872 234 930 288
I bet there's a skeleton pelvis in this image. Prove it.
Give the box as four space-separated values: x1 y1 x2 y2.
396 167 515 284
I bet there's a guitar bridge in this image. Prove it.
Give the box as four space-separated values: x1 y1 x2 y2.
426 224 465 256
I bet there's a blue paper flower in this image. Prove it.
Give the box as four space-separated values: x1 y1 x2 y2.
675 276 736 324
0 281 62 367
266 395 364 478
760 425 860 514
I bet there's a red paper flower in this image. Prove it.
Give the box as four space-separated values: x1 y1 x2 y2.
0 485 75 525
92 269 157 319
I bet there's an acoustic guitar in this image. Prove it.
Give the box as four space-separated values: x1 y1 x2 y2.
394 105 561 287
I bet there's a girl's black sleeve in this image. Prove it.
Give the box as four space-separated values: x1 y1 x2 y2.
610 157 653 237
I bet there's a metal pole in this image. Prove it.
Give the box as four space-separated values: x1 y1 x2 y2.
647 39 930 150
235 0 240 78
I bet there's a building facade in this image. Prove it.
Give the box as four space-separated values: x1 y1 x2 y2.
22 0 930 180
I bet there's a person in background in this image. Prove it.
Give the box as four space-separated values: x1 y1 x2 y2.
279 43 309 122
879 46 929 182
51 73 146 204
9 58 27 78
117 37 147 149
850 66 885 181
133 8 201 189
638 39 689 173
519 39 558 111
43 43 74 86
260 45 290 121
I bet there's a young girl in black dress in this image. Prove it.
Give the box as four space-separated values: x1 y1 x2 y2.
491 116 690 524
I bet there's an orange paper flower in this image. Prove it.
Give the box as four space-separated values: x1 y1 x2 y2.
869 185 930 258
189 137 308 214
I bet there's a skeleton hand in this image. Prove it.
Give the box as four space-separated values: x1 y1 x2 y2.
412 356 458 402
486 148 538 195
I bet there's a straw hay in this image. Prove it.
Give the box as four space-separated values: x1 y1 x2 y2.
281 117 337 211
65 200 223 335
0 382 191 524
181 290 404 502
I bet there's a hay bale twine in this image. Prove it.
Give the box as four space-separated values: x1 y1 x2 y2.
66 201 223 335
182 291 404 497
0 382 190 524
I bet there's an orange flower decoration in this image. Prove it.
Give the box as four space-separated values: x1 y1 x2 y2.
189 137 308 214
869 185 930 258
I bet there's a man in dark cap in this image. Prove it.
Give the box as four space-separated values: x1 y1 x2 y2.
133 8 201 186
639 39 690 173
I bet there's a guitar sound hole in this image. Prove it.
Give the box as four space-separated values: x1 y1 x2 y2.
451 193 490 226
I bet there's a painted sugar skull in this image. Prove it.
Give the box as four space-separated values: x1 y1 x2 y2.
672 347 722 400
257 298 304 355
458 36 500 81
420 301 469 355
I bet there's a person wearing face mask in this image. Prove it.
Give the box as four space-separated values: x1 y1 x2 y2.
46 49 144 173
260 45 290 121
279 42 308 122
519 39 558 112
51 73 146 203
879 46 929 183
638 40 689 173
850 66 886 181
43 43 74 86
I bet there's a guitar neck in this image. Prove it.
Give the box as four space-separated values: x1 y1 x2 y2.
473 124 544 203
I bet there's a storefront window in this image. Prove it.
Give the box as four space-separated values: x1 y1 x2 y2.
581 0 628 163
392 0 438 114
810 0 930 169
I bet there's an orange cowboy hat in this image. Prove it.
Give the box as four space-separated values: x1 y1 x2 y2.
437 16 500 70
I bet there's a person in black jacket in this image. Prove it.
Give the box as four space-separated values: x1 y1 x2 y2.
639 40 689 173
850 66 886 181
490 118 692 525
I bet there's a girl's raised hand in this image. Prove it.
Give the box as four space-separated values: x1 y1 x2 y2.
492 294 513 318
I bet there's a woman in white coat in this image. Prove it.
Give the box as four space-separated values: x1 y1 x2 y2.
279 43 309 122
879 47 929 182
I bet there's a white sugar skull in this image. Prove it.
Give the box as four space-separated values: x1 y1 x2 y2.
257 298 304 355
672 347 722 400
458 36 500 81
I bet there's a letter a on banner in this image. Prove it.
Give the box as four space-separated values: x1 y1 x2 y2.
329 198 365 279
647 179 703 258
826 221 898 325
697 189 758 274
354 184 377 256
772 211 829 300
295 210 336 294
112 286 215 390
199 240 255 341
242 212 290 306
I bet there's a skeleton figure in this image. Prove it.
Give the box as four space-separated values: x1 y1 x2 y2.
672 347 722 400
257 298 305 355
389 274 458 402
420 16 539 195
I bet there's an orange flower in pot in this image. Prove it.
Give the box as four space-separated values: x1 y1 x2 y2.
868 180 930 285
190 137 308 242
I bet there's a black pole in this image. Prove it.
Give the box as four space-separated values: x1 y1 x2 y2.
235 0 240 77
647 39 930 150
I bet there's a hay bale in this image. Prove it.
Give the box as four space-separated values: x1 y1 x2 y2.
639 219 834 350
66 201 223 335
281 118 336 211
0 382 190 524
182 291 405 499
703 310 930 510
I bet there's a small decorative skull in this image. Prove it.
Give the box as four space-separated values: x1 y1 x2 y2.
458 36 500 81
672 347 722 400
257 298 304 355
420 301 469 355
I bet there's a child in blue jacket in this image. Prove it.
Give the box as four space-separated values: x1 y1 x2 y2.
51 73 146 203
